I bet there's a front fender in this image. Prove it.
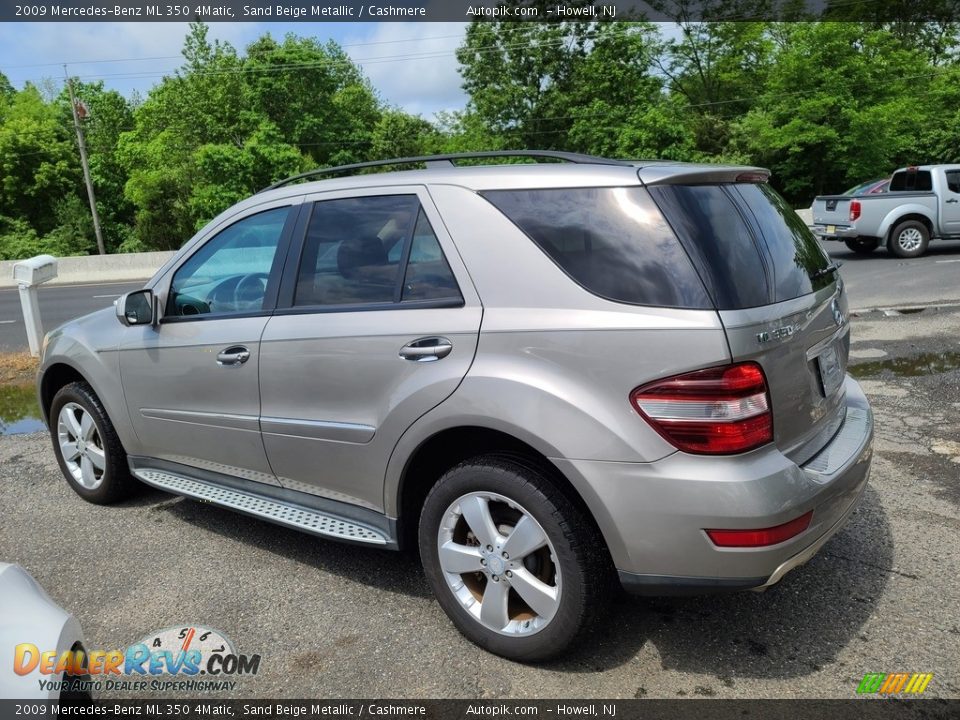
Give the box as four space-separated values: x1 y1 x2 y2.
37 307 138 454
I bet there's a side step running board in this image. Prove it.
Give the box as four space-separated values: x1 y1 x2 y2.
133 468 390 546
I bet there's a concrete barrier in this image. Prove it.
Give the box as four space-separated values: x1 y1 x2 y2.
0 251 175 288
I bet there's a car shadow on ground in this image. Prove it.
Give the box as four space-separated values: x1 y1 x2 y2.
159 483 890 680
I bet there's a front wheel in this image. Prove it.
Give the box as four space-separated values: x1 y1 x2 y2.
887 220 930 258
419 455 612 662
844 238 879 255
50 381 139 504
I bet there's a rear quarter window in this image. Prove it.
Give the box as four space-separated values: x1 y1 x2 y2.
480 187 712 309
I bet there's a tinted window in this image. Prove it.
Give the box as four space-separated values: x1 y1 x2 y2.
167 207 288 317
481 187 711 309
946 170 960 194
890 170 932 192
401 211 462 302
294 196 461 308
733 183 833 302
648 185 770 309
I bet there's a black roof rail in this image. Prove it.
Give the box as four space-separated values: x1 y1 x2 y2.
258 150 633 193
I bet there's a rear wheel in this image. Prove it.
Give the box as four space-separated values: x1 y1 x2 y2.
419 455 611 662
887 220 929 258
50 381 139 504
844 238 879 255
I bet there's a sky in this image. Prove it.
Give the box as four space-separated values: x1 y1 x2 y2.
0 22 470 119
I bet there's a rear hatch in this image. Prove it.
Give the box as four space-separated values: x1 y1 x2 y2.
647 176 849 464
811 195 854 228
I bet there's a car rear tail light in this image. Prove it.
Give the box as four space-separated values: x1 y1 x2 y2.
705 510 813 547
849 200 861 221
630 362 773 454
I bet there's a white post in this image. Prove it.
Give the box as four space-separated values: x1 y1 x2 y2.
12 255 58 357
18 283 44 357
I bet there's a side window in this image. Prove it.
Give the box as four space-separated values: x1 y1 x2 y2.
167 207 289 318
294 195 461 308
401 210 462 302
946 170 960 195
483 187 712 309
890 170 933 192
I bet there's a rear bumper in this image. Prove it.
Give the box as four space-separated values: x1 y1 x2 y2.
553 375 873 595
812 224 859 240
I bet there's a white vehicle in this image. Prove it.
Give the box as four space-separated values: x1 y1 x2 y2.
812 165 960 257
0 563 90 701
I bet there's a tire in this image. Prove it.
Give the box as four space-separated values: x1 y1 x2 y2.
887 220 930 258
419 454 612 662
844 238 879 255
50 381 139 505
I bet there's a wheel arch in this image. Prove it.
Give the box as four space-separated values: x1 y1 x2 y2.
392 424 616 565
882 211 934 242
39 361 89 427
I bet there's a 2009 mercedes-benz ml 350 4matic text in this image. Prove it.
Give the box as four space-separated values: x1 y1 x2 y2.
38 151 873 661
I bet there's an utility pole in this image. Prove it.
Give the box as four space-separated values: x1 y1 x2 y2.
65 66 106 256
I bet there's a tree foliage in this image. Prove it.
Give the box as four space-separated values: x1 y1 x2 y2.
1 20 959 260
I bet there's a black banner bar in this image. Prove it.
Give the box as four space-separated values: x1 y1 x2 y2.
0 699 956 720
3 1 960 23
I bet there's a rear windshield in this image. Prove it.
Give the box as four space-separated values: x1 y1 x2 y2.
481 187 712 309
649 183 833 309
889 170 932 192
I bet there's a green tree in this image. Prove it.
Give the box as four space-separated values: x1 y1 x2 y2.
731 22 933 202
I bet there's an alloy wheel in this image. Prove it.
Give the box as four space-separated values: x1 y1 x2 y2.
57 402 106 490
437 491 561 636
897 227 923 252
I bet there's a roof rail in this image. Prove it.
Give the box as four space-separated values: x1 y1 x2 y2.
258 150 632 193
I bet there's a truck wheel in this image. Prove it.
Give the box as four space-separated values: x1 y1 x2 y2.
844 238 879 255
419 455 612 662
50 381 139 505
887 220 929 258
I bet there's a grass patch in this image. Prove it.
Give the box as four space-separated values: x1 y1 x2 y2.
0 352 38 384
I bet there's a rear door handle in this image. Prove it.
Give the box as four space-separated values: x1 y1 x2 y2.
399 337 452 362
217 346 251 366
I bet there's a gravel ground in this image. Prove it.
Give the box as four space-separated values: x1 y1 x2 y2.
1 307 958 699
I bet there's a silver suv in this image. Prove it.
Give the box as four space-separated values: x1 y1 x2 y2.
38 152 873 661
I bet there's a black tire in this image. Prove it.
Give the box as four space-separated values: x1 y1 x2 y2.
49 381 139 505
887 220 930 258
844 238 879 255
419 454 612 662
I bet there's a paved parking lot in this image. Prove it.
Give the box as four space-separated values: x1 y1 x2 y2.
1 307 958 699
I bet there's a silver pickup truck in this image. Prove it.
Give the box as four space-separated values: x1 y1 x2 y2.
812 164 960 257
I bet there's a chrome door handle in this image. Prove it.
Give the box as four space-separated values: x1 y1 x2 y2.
399 337 453 362
217 346 251 366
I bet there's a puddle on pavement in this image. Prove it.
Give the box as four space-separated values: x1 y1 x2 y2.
849 351 960 378
0 382 45 435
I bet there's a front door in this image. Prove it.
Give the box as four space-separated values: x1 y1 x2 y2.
120 201 298 485
943 169 960 236
259 187 482 510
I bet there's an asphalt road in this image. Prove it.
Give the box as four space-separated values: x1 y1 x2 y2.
0 307 958 699
0 280 146 351
821 239 960 311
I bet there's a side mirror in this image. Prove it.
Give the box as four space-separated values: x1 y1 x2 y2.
116 289 156 327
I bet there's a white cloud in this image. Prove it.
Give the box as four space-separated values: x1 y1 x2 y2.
342 22 468 119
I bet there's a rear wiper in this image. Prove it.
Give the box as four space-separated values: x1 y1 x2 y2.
811 262 842 281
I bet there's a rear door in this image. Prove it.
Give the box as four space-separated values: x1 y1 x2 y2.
258 186 482 512
649 181 848 464
942 169 960 236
